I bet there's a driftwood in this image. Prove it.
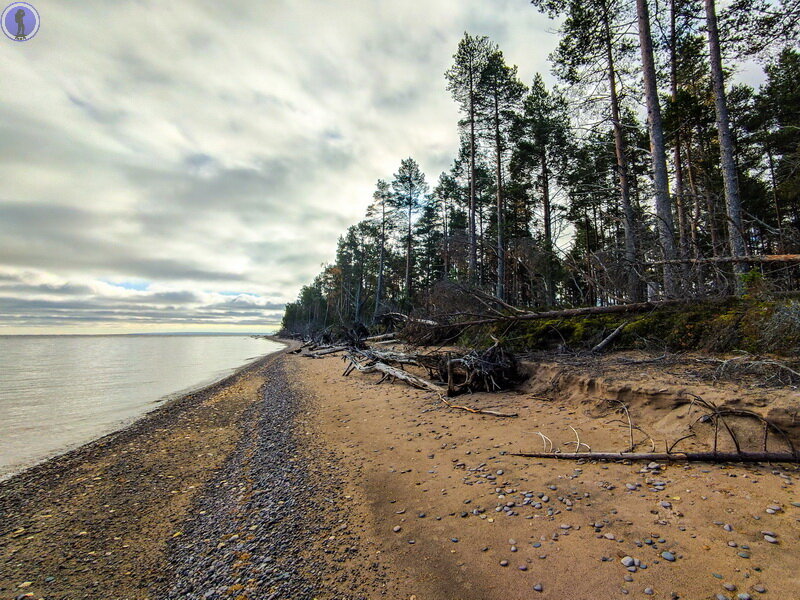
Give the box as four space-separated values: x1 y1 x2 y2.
442 341 524 395
509 451 800 463
592 321 629 353
343 353 444 393
365 332 397 342
342 352 517 417
304 345 348 358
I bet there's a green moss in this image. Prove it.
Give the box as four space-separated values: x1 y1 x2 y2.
472 295 799 356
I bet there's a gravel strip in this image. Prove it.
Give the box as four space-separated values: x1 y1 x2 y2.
161 357 377 600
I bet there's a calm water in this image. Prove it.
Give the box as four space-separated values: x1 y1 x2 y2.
0 334 283 479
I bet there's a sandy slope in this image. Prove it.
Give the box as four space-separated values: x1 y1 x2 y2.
292 351 800 600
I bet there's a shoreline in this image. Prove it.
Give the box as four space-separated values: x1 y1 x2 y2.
0 338 288 484
0 342 295 599
2 345 798 599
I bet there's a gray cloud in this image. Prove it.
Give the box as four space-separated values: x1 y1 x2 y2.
0 0 557 332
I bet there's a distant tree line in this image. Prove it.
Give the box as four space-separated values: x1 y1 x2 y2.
281 0 800 335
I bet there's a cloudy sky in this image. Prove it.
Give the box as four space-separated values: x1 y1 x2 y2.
0 0 562 333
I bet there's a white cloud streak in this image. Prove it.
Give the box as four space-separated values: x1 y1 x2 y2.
0 0 558 332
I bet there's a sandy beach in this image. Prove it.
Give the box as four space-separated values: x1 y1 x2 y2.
1 345 798 600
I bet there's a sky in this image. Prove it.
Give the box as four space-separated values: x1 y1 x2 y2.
0 0 770 335
0 0 565 334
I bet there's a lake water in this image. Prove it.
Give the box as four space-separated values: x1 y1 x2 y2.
0 334 283 479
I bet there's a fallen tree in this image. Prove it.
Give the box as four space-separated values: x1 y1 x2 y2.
342 351 518 417
508 451 800 463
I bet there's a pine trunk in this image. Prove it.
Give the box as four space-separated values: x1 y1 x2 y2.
468 61 478 284
405 206 412 298
373 203 385 323
494 91 505 301
636 0 679 298
705 0 747 289
602 9 641 303
541 150 556 306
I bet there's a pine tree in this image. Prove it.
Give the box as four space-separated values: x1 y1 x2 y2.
478 49 525 301
446 33 494 284
366 179 395 321
533 0 644 302
511 74 570 306
390 158 429 300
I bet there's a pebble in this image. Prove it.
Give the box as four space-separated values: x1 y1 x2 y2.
737 551 750 559
534 583 543 592
500 560 509 567
753 584 766 593
724 583 737 591
621 556 635 567
392 526 401 533
763 535 778 544
737 595 752 600
661 551 676 562
716 595 731 600
644 588 654 595
723 524 733 532
518 565 527 571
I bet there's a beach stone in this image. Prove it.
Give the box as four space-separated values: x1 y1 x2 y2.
533 583 543 592
644 588 654 595
738 551 750 559
621 556 635 567
624 575 633 582
724 583 737 591
763 535 777 544
626 483 637 490
518 565 527 571
716 595 731 600
753 584 766 593
660 501 672 509
499 560 509 567
723 524 733 532
661 551 676 562
392 526 401 533
737 594 752 600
